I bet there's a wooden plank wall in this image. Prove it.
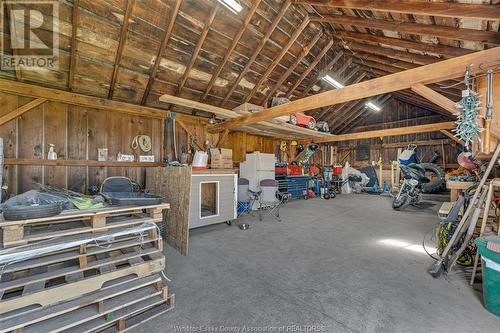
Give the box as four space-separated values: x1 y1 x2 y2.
171 115 275 163
221 132 275 162
335 99 462 169
0 92 162 198
146 167 191 255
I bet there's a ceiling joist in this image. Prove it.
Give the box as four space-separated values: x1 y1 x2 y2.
221 0 293 106
310 15 500 45
294 0 500 21
264 32 323 104
208 46 500 133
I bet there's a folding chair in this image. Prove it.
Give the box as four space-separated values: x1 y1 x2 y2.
257 179 287 222
100 177 134 192
237 178 251 217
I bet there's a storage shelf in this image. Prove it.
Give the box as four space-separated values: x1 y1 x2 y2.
3 158 163 167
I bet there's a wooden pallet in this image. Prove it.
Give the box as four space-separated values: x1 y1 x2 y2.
0 203 169 247
0 241 164 314
0 274 174 333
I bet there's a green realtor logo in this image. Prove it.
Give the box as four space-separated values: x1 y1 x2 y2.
1 0 59 70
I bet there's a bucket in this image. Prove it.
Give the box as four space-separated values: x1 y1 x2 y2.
474 236 500 317
192 151 208 169
333 164 343 174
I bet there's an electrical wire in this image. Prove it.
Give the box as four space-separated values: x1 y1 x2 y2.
422 224 439 261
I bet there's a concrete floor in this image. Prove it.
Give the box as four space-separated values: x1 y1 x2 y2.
136 195 500 333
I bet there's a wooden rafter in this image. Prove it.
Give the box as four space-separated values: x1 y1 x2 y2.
263 32 323 105
108 0 135 99
335 31 472 59
0 98 47 125
342 41 440 66
0 78 166 118
221 0 292 106
216 129 230 148
244 19 310 103
313 122 456 143
411 83 458 116
208 46 500 132
141 0 181 105
314 72 368 119
339 95 392 133
310 15 500 45
293 0 500 21
300 57 352 98
285 39 335 99
341 66 360 84
68 0 79 91
440 130 465 146
394 91 455 117
329 98 368 129
176 3 219 96
200 0 262 102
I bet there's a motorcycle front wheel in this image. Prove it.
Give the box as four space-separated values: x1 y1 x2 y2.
392 192 410 210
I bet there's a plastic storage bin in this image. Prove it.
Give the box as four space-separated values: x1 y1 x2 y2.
475 236 500 317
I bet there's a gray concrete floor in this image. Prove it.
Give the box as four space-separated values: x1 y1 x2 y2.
136 195 500 333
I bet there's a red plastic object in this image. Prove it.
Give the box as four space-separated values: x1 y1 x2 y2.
288 165 303 176
289 112 316 130
333 164 343 174
309 165 320 176
275 166 288 174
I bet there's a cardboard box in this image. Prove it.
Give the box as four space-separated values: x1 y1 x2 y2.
210 148 233 169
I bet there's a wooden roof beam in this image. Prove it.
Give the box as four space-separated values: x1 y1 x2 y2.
141 0 182 105
314 71 368 119
108 0 135 99
200 0 262 102
68 0 79 91
440 130 465 146
310 15 500 45
394 91 454 117
293 0 500 21
263 31 323 105
342 41 440 66
0 98 47 125
339 95 392 133
299 54 349 98
207 46 500 132
331 95 388 132
285 40 335 99
244 18 311 103
335 31 472 59
0 78 166 118
411 83 459 116
221 0 292 106
313 122 456 143
176 3 219 96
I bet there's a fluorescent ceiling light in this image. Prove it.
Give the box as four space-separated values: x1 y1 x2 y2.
218 0 242 14
322 75 344 89
365 102 381 111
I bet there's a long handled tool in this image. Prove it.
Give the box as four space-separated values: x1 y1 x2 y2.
429 144 500 278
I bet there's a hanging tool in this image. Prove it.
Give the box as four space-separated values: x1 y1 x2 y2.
131 135 152 152
484 69 494 152
165 113 178 161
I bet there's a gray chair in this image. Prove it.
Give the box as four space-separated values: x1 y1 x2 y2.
257 179 287 222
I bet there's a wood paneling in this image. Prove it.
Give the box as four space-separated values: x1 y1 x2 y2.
0 93 162 198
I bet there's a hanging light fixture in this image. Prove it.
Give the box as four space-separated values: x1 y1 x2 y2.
365 102 381 111
217 0 242 14
321 75 344 89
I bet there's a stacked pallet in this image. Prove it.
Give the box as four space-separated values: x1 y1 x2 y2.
0 203 174 332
